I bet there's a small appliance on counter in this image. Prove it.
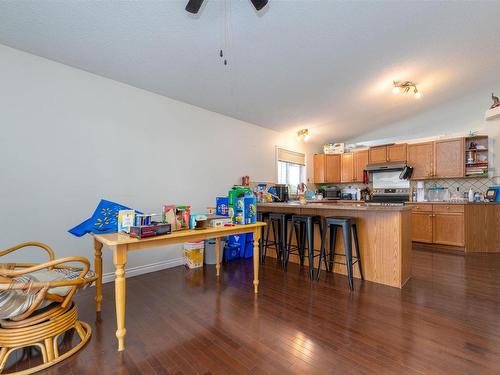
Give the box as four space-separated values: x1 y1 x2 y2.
273 184 289 202
427 187 450 202
320 186 341 200
416 181 426 202
486 186 500 202
341 187 360 201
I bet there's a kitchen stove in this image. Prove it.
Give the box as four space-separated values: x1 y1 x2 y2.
370 188 410 204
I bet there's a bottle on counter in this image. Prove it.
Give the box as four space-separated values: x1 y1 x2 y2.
468 188 474 203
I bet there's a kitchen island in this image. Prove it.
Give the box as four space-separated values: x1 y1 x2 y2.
258 202 412 288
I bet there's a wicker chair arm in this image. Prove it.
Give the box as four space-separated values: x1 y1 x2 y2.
0 256 90 280
0 242 55 262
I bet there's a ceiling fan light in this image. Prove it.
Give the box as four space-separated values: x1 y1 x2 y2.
414 89 421 99
392 86 400 95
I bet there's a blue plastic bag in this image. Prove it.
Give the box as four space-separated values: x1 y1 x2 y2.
224 244 240 261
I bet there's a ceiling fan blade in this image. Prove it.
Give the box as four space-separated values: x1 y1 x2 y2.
250 0 268 11
186 0 204 14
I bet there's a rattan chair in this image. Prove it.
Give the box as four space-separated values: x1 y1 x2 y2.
0 242 96 374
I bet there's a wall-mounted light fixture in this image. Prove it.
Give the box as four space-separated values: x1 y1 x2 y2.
297 128 310 142
392 80 421 99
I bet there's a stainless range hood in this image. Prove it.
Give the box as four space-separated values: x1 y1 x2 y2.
365 162 406 172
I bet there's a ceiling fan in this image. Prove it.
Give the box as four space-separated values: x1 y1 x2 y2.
186 0 268 14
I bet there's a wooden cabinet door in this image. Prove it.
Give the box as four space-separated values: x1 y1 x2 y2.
313 154 325 183
433 212 465 247
325 154 341 183
353 150 369 182
369 146 387 163
412 212 433 243
434 138 464 178
387 144 407 162
341 153 354 183
407 142 434 179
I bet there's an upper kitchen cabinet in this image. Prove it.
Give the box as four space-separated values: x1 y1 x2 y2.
368 146 387 163
354 150 369 182
313 154 341 183
368 144 407 163
341 153 354 183
407 142 434 179
313 154 326 183
387 144 407 162
434 138 464 178
326 154 341 183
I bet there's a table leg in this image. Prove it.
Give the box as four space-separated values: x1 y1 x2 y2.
215 237 221 277
253 228 261 294
94 239 103 313
113 245 127 351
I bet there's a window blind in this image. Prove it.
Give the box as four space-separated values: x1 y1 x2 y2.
276 148 305 165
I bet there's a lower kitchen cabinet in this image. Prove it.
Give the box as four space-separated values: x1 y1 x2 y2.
409 203 465 249
412 211 433 243
433 212 465 246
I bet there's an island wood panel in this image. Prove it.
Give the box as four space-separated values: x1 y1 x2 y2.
261 205 412 288
465 204 500 252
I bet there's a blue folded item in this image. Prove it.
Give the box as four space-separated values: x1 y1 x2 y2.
243 233 254 259
68 199 135 237
224 244 240 261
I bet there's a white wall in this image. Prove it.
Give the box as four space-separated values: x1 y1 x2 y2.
0 44 319 280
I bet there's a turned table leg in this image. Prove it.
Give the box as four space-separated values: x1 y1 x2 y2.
113 245 127 351
215 237 221 277
94 238 103 313
253 227 261 294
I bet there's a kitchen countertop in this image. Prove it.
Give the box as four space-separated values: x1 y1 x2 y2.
405 201 500 205
257 201 412 211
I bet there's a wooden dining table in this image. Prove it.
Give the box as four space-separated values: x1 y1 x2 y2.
92 222 265 351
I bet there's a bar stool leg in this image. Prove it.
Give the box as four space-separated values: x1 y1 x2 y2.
352 223 364 280
284 221 295 271
316 219 328 281
298 222 306 267
259 225 264 265
280 217 288 262
328 224 337 272
306 220 314 280
343 223 354 290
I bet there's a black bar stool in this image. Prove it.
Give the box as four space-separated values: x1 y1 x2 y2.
284 215 323 280
317 216 364 289
263 213 292 264
257 211 270 264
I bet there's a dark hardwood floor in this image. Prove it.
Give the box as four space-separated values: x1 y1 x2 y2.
5 249 500 375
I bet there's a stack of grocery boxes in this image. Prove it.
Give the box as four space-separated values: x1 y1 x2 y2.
216 186 257 261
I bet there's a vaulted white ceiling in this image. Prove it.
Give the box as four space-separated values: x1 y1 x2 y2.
1 1 500 143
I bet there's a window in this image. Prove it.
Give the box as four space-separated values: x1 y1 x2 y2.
276 148 306 194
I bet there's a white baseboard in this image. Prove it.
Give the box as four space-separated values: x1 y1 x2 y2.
101 257 185 284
